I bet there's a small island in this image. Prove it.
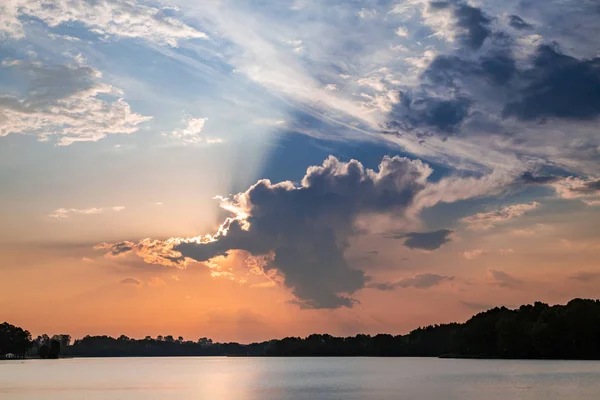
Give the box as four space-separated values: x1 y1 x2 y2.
3 298 600 360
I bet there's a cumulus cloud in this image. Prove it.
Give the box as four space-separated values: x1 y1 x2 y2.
461 202 539 230
0 60 151 145
98 155 447 309
387 229 454 251
0 0 207 46
168 117 222 145
49 206 125 219
382 1 600 176
488 269 522 288
369 273 454 290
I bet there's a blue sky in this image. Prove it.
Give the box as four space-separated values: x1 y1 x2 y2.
1 0 600 340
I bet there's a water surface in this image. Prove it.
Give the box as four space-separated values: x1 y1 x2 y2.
2 357 600 399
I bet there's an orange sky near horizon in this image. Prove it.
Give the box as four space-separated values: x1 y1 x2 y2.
2 203 599 343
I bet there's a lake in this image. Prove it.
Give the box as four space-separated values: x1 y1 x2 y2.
2 357 600 399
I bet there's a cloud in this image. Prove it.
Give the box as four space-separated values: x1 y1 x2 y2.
369 273 454 291
488 269 522 288
0 60 151 145
357 9 377 19
395 26 409 37
462 249 487 260
508 15 533 31
381 3 600 176
569 271 600 282
167 116 222 145
413 1 491 50
49 206 125 219
504 46 600 121
549 176 600 205
511 223 552 236
119 277 142 287
461 202 540 230
99 155 451 309
451 3 492 50
95 238 188 268
388 229 453 251
460 301 494 311
520 172 561 185
463 248 514 259
395 93 472 133
0 0 207 46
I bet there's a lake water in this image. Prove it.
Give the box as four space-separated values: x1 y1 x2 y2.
2 357 600 399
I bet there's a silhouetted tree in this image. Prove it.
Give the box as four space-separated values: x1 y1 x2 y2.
39 344 50 359
48 340 61 359
0 322 32 359
7 298 600 359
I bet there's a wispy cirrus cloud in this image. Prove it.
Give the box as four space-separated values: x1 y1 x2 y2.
369 273 454 291
49 206 125 219
463 248 514 260
461 202 540 231
488 269 523 289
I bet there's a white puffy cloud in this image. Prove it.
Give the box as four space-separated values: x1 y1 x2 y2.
167 116 222 145
0 0 207 46
0 60 151 145
395 26 409 37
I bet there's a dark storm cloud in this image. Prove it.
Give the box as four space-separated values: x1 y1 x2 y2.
369 273 454 291
423 52 517 88
388 91 472 134
428 1 492 50
407 95 472 133
387 32 600 147
504 45 600 121
453 3 492 50
386 229 453 251
174 155 434 309
508 15 533 30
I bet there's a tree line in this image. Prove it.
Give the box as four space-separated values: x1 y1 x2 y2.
3 298 600 359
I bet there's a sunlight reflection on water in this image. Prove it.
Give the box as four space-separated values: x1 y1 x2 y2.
2 357 600 400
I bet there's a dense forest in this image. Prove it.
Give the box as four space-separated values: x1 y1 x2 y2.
3 299 600 359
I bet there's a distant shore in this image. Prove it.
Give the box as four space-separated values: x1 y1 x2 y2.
4 298 600 360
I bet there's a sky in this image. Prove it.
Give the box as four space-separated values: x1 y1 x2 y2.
1 0 599 343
